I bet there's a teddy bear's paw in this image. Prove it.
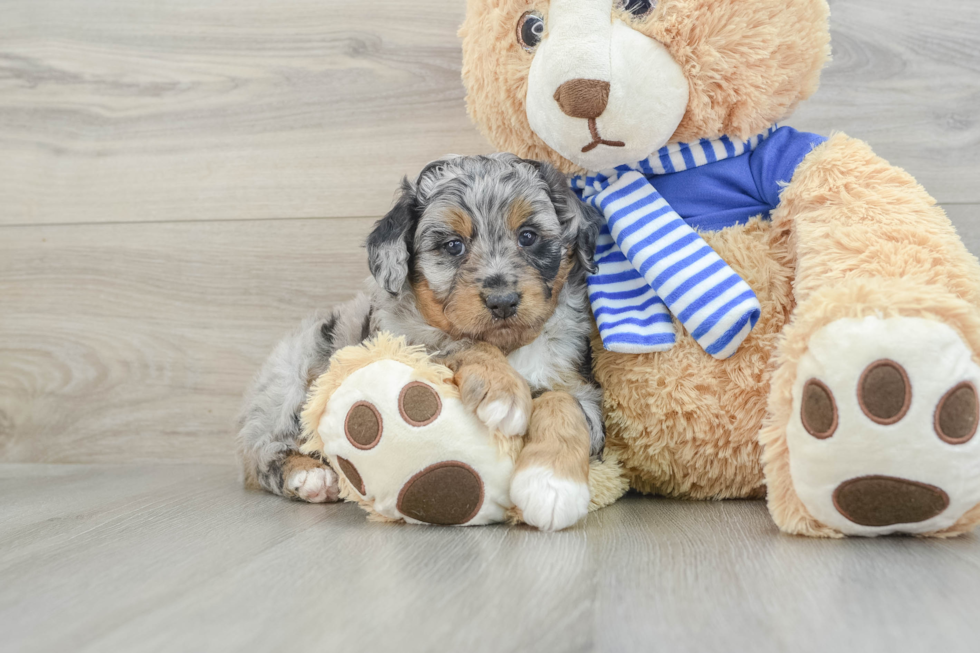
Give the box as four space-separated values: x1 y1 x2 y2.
456 363 532 437
511 467 590 531
285 465 340 504
786 316 980 536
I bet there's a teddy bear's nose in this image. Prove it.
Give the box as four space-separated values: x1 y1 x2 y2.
553 78 610 119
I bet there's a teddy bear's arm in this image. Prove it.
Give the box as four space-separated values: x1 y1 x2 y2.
773 133 980 314
761 133 980 537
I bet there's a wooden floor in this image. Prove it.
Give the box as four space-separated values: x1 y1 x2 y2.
3 464 980 653
2 0 980 650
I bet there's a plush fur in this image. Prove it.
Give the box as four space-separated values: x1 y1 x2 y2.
760 134 980 537
595 216 793 500
460 0 980 536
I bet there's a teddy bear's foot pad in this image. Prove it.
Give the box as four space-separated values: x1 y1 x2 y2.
396 461 484 525
832 475 949 527
787 316 980 536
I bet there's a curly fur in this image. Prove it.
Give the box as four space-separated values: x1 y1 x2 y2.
237 155 610 500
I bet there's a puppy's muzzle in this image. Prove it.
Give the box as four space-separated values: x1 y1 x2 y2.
484 292 521 320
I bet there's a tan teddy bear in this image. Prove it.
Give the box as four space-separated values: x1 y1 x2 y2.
460 0 980 537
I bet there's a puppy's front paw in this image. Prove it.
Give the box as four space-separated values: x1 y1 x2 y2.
456 363 532 437
511 467 590 531
286 464 340 503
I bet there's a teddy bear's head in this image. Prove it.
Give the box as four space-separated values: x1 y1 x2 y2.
460 0 830 173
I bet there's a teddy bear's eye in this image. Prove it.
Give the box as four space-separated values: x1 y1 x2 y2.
620 0 655 17
517 12 545 52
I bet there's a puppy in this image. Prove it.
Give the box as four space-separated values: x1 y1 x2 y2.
237 154 605 530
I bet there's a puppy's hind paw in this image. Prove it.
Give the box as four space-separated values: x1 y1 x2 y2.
511 467 590 531
286 465 340 504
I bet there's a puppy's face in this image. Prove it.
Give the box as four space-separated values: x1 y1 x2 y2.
368 154 601 351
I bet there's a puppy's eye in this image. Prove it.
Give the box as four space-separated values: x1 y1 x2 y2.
517 12 545 51
443 239 465 257
518 230 538 248
620 0 655 16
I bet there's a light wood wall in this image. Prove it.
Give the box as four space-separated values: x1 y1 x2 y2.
1 0 978 464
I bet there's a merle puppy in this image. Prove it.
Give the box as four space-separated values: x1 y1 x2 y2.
237 154 605 530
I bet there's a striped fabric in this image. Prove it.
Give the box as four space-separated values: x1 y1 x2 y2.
572 128 776 359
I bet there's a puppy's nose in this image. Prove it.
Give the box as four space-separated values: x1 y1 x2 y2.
553 79 610 119
484 292 521 319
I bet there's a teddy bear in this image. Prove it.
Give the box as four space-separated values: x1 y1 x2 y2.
299 332 627 526
459 0 980 537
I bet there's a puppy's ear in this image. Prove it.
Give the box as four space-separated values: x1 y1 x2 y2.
525 159 604 273
415 155 461 201
367 178 417 295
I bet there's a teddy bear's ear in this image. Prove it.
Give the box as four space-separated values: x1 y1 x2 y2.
524 158 603 273
367 178 417 295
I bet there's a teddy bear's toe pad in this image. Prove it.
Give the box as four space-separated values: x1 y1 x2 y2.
787 316 980 536
936 382 979 444
858 360 911 425
801 379 837 439
336 457 366 495
399 382 442 426
345 402 383 449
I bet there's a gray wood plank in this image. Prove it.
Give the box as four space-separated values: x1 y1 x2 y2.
946 204 980 255
0 0 491 226
791 0 980 203
2 0 979 227
1 464 979 653
0 217 375 464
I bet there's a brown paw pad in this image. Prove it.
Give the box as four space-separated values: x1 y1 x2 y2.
336 457 366 496
833 475 949 527
345 401 382 449
801 379 837 439
399 382 442 426
858 360 911 425
396 461 484 525
935 381 979 445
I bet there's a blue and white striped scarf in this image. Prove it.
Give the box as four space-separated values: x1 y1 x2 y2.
570 127 776 359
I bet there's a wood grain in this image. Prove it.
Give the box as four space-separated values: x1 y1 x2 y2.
0 0 491 226
792 0 980 203
946 204 980 256
0 217 375 464
2 464 979 653
1 0 979 227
